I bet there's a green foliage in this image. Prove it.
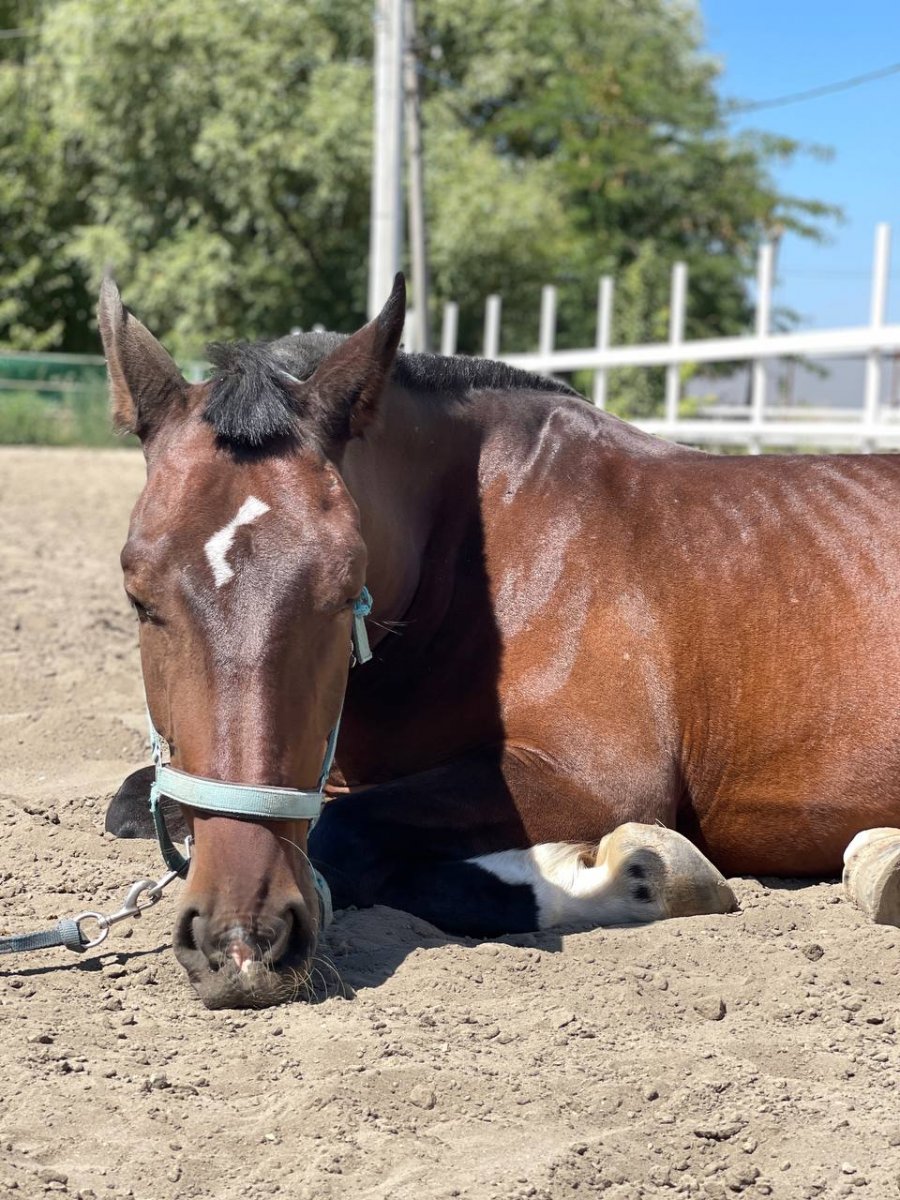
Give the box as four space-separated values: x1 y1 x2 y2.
0 1 93 350
416 0 837 411
0 386 120 445
0 392 64 442
0 0 837 401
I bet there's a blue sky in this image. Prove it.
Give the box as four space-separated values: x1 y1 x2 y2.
701 0 900 328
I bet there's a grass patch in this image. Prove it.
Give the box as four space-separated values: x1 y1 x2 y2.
0 388 132 447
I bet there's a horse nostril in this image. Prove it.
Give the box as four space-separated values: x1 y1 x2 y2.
282 899 318 967
174 907 223 966
172 906 222 984
264 913 293 966
174 906 200 952
220 905 317 972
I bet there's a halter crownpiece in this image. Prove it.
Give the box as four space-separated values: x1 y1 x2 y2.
146 586 375 927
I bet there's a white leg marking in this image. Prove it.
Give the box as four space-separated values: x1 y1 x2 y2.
204 496 270 588
468 842 663 929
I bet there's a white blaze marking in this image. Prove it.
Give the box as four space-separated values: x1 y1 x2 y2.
204 496 270 588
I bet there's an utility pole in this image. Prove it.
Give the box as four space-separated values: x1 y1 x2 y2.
403 0 429 351
368 0 405 321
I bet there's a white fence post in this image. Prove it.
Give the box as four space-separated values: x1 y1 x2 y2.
539 285 557 366
483 294 502 358
863 222 891 451
441 301 458 356
403 308 419 352
593 276 614 409
665 262 688 426
750 241 775 454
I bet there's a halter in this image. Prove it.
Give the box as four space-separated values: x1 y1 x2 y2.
146 587 374 927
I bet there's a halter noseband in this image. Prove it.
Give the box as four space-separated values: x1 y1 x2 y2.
146 587 374 927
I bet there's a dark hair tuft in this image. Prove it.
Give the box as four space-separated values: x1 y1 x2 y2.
204 342 301 447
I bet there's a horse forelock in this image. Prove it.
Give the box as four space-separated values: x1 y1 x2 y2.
203 331 583 450
203 341 304 449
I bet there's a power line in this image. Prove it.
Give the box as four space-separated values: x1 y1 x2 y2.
730 60 900 114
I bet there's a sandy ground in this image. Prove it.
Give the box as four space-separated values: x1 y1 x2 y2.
1 446 899 1200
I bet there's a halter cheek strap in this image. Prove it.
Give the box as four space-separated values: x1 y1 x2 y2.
147 586 373 929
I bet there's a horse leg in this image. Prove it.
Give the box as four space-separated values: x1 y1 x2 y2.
843 828 900 926
376 824 738 937
310 750 738 935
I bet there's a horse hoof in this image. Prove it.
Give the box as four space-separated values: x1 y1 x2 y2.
597 822 739 919
842 828 900 926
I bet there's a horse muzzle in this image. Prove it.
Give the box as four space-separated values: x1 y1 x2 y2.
173 895 320 1009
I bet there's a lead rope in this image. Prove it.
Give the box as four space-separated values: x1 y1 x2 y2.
0 858 190 957
0 587 374 955
0 712 191 956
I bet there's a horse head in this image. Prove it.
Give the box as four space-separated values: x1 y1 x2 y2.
98 276 405 1007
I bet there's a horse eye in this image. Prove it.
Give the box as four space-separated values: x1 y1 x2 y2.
126 591 161 624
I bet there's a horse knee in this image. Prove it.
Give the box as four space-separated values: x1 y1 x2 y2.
309 803 391 910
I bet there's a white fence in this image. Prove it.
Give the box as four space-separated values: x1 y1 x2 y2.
436 223 900 453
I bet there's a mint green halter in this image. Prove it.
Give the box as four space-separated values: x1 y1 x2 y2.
147 587 373 926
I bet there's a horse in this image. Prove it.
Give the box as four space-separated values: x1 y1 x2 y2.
99 275 900 1009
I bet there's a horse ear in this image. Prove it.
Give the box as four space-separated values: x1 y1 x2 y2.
97 277 188 439
307 273 406 440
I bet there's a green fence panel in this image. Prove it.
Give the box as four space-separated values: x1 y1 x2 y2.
0 351 205 447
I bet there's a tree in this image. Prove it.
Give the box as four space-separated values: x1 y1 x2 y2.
0 0 836 391
35 0 377 358
0 1 93 350
417 0 835 362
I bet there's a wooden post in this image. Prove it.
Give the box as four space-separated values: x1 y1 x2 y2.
402 0 429 352
750 241 774 454
539 284 557 369
368 0 404 320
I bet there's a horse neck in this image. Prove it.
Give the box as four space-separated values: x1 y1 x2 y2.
338 382 480 635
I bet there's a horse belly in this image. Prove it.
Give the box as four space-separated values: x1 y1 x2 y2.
685 775 900 878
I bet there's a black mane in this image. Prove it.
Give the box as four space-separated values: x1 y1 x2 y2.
203 331 582 448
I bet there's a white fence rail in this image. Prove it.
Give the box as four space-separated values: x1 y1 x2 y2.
3 224 897 454
442 222 900 453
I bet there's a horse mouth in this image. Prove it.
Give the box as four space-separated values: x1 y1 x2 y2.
177 946 320 1009
188 961 315 1009
173 905 322 1009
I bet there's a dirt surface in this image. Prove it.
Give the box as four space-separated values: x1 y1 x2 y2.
1 446 899 1200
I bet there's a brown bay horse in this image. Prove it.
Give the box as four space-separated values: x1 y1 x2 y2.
100 276 900 1009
